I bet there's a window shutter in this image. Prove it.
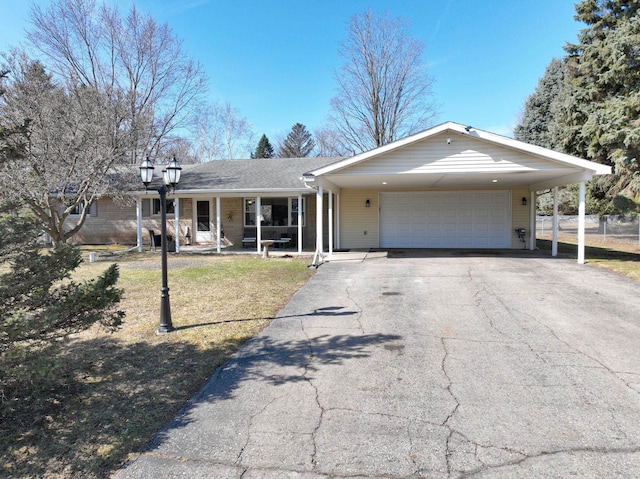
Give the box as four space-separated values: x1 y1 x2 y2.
90 201 98 217
142 199 151 217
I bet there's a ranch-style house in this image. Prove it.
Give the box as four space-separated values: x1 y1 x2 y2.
67 122 610 264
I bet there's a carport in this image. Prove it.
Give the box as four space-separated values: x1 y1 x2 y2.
304 122 611 264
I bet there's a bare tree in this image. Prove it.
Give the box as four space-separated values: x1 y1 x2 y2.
329 10 437 153
313 126 349 157
27 0 207 165
0 0 207 243
193 101 254 160
221 102 253 159
193 104 225 162
0 56 120 244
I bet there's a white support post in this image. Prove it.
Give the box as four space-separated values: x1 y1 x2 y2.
315 185 324 264
336 194 341 250
298 194 303 255
552 187 559 257
328 191 334 255
136 197 143 252
578 181 586 264
529 191 536 250
256 196 262 253
216 196 221 254
174 197 180 253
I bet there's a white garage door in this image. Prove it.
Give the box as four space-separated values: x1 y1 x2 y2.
380 191 511 248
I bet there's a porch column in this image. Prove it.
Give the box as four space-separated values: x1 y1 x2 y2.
578 181 586 264
336 194 341 250
297 194 303 255
328 191 334 255
256 196 262 253
136 197 143 252
216 195 221 254
529 191 536 250
316 185 324 255
552 187 559 257
174 197 180 253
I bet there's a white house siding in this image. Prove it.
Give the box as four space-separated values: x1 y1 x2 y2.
338 132 571 177
510 187 532 248
339 189 381 249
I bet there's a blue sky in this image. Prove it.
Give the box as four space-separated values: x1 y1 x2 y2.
1 0 583 144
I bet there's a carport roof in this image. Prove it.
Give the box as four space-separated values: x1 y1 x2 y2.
305 122 611 191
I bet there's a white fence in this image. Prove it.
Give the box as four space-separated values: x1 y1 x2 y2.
537 215 640 246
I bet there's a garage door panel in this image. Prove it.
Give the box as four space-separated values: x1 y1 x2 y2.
380 191 511 249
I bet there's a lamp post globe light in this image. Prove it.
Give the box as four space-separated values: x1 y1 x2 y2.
139 156 182 334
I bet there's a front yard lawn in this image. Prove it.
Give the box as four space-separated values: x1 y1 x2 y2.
0 253 315 479
537 238 640 282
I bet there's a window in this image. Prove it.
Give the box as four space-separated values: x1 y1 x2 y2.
70 201 97 216
244 199 256 225
70 203 84 216
290 198 305 226
152 198 175 216
244 197 305 227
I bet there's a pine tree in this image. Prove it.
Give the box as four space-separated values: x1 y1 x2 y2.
278 123 315 157
251 134 274 159
557 0 640 211
514 58 579 215
0 71 124 396
514 58 566 150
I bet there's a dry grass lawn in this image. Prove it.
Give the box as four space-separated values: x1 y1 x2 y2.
1 251 315 479
537 235 640 282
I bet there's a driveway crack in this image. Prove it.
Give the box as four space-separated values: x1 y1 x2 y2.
299 317 325 471
344 284 365 334
458 446 640 477
234 394 283 466
440 337 461 476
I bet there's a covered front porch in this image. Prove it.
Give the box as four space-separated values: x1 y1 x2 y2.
133 192 327 256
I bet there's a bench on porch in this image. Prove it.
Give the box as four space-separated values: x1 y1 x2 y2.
242 228 257 248
243 229 296 249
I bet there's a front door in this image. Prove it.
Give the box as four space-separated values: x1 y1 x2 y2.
195 200 213 242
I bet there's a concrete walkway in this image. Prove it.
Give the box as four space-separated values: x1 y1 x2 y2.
117 252 640 478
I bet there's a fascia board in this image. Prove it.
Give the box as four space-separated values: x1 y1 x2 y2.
470 129 612 173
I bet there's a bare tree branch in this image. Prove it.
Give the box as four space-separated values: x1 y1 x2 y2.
329 10 438 153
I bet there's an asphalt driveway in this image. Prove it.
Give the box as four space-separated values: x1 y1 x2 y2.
117 251 640 478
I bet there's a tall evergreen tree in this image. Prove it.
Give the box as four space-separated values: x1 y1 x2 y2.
278 123 315 157
514 58 566 150
251 134 274 158
514 58 579 215
557 0 640 211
